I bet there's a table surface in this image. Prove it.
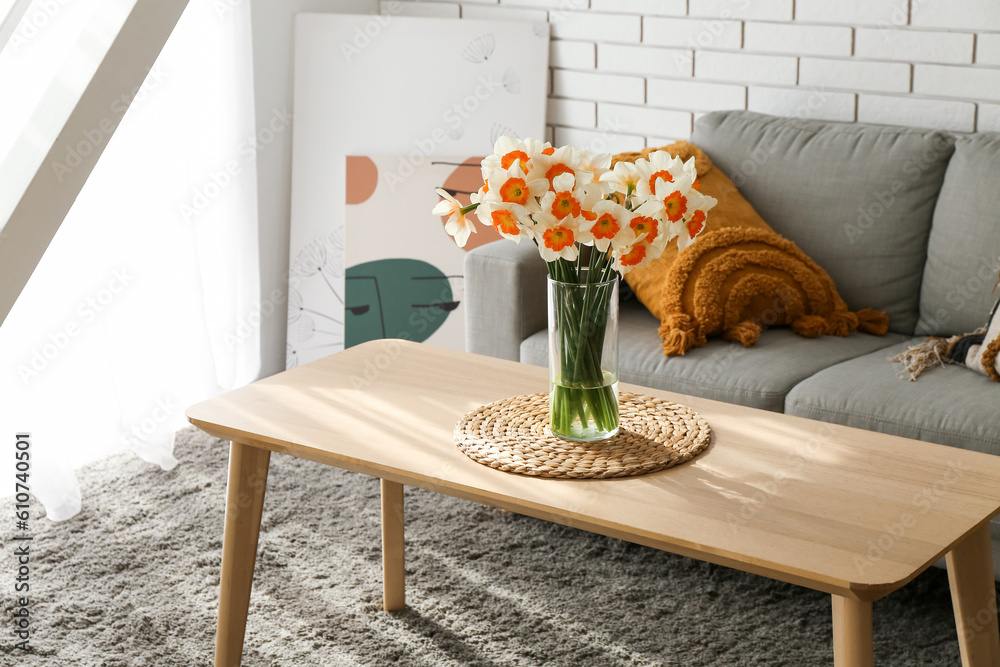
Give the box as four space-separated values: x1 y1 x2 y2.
186 339 1000 601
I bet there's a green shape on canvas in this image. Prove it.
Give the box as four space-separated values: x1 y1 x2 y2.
345 258 457 348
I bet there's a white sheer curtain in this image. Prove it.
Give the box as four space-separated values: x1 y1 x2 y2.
0 0 260 520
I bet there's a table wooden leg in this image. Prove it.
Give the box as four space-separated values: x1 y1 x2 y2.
946 523 1000 667
381 479 405 611
832 595 874 667
215 442 271 667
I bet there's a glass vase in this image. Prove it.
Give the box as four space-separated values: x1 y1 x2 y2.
547 270 620 441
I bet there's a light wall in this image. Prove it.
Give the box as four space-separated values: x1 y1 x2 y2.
384 0 1000 154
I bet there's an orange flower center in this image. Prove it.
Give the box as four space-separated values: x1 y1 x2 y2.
500 150 529 173
499 178 529 205
619 244 647 267
592 213 620 239
686 210 706 238
491 209 521 236
664 191 688 222
648 169 673 195
541 147 555 155
545 163 575 188
692 179 701 191
630 216 658 243
581 210 597 221
551 191 581 220
543 227 575 251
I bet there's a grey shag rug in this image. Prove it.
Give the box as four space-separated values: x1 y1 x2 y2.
1 427 990 666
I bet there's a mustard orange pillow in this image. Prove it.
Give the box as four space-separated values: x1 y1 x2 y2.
617 142 889 356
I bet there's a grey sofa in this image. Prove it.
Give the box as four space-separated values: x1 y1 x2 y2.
464 110 1000 577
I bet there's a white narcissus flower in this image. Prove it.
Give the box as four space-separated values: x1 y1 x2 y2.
476 200 532 243
662 189 689 223
654 159 702 224
432 188 476 248
627 199 670 252
539 172 590 222
482 163 548 213
532 211 580 262
671 189 719 250
599 160 641 198
577 149 612 174
610 225 657 275
525 145 585 191
672 210 706 251
611 199 675 275
685 187 718 213
579 183 605 214
492 135 551 160
611 237 654 275
576 149 613 194
470 186 485 205
481 136 551 179
633 151 695 203
578 199 633 253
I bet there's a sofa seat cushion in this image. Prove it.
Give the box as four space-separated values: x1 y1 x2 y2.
692 111 955 335
520 301 908 412
786 339 1000 456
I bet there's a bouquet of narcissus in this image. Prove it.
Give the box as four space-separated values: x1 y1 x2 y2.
433 136 717 441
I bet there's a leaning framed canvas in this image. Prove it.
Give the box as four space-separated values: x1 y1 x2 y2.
286 13 548 367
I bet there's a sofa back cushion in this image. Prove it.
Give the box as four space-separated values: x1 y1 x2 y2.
692 111 954 335
916 133 1000 336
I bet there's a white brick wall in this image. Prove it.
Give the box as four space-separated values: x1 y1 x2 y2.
553 125 645 153
799 57 911 94
591 0 685 16
743 22 852 57
552 69 644 103
644 17 742 49
597 102 692 137
858 95 976 133
688 0 792 22
507 0 586 8
647 79 745 111
978 34 1000 66
550 40 596 69
979 103 1000 132
393 1 1000 147
914 64 1000 103
794 0 906 27
695 52 798 85
747 86 856 122
912 0 1000 32
855 29 974 65
547 97 596 128
598 43 692 78
549 11 639 42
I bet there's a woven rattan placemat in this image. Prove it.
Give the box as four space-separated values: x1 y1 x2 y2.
453 392 712 479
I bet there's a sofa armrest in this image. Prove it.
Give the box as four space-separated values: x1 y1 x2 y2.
464 240 548 361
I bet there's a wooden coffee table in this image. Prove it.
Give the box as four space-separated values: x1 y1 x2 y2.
187 339 1000 667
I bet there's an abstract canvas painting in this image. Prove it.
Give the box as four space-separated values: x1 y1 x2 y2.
286 14 548 368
